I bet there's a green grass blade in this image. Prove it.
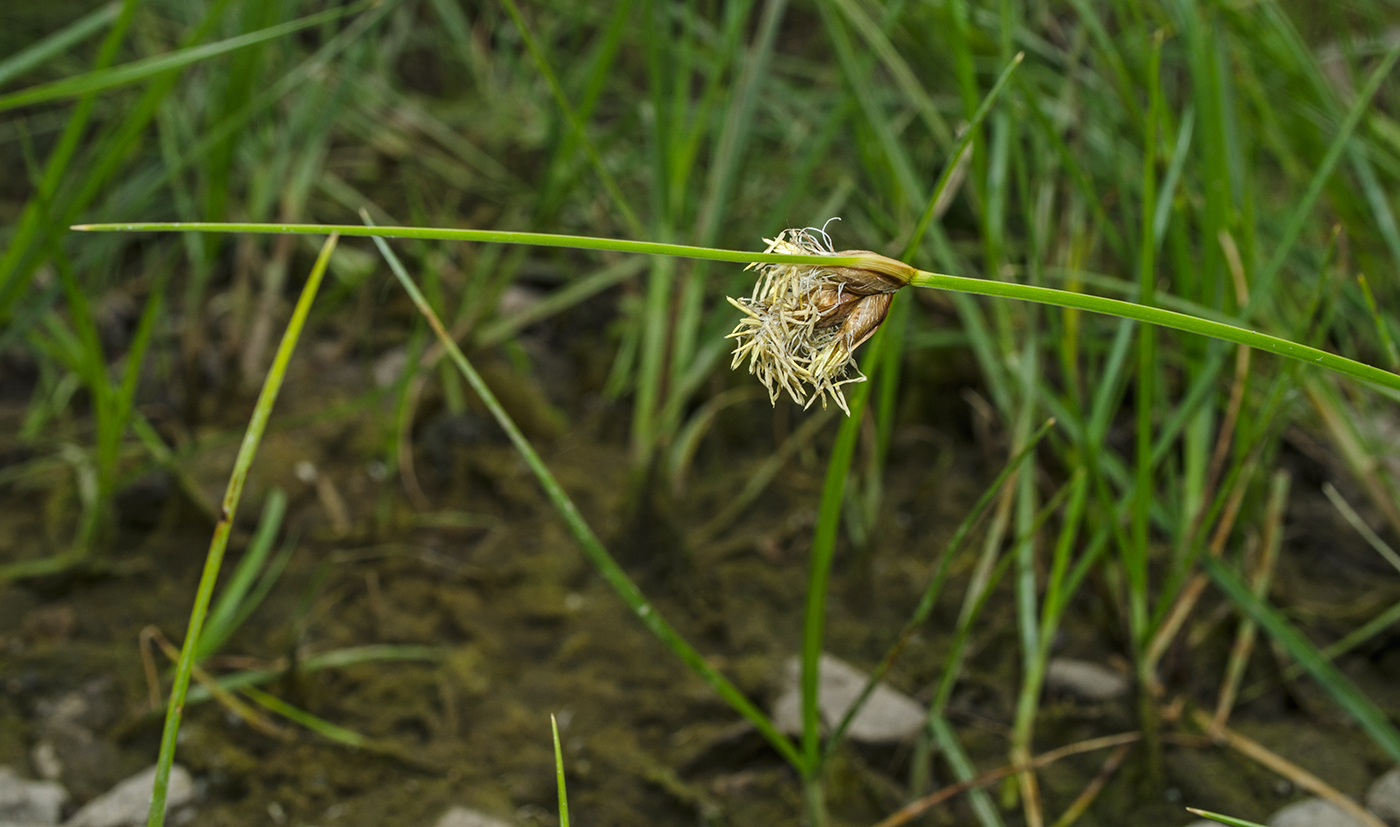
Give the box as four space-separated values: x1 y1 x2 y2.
825 419 1056 755
475 258 647 348
801 332 883 769
907 270 1400 398
905 52 1023 261
0 0 139 318
1186 807 1269 827
824 0 952 146
72 222 878 265
1246 33 1400 317
361 221 803 770
145 234 337 827
197 487 288 661
498 0 643 238
239 684 365 748
552 715 570 827
1201 554 1400 764
0 2 368 113
185 645 443 703
0 1 122 89
1356 274 1400 369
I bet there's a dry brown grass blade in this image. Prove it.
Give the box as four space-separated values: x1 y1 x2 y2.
1191 708 1386 827
141 625 290 739
1210 471 1290 735
870 732 1141 827
1047 741 1134 827
1145 452 1260 673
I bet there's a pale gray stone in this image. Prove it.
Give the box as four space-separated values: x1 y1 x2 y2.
29 744 62 783
1367 768 1400 825
64 765 192 827
433 806 513 827
1045 658 1130 702
1267 798 1370 827
0 766 68 825
771 654 925 744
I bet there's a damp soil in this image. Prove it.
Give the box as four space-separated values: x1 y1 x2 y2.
3 303 1400 827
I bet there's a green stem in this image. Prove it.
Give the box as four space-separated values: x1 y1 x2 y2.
907 270 1400 397
72 222 876 266
146 234 337 827
802 770 829 827
72 222 1400 397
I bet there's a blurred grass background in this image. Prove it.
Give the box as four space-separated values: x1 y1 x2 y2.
4 0 1400 825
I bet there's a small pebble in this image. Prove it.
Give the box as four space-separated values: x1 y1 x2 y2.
64 765 193 827
771 654 925 743
1267 798 1369 827
1367 768 1400 825
432 806 513 827
0 766 67 825
1045 658 1129 702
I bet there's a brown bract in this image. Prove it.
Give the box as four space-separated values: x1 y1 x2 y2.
727 228 912 415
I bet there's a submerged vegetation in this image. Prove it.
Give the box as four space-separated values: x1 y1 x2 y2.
3 1 1400 826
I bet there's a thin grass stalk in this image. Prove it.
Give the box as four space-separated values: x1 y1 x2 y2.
825 419 1056 756
798 333 883 826
360 222 802 769
145 233 337 827
0 2 123 87
0 0 138 314
1185 808 1267 827
499 0 643 238
1201 555 1400 764
552 714 570 827
1136 28 1400 443
0 2 370 114
74 223 1400 398
1130 30 1166 781
794 54 1025 822
1210 470 1289 734
1010 470 1088 820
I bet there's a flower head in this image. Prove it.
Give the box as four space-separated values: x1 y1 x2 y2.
727 226 913 415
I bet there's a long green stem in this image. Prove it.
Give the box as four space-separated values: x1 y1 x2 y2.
146 234 337 827
72 221 1400 397
907 270 1400 397
73 222 874 265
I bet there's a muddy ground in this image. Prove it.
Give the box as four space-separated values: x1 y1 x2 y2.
2 282 1400 827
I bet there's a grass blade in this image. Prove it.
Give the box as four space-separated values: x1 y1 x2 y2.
145 234 337 827
1201 554 1400 765
0 1 122 89
552 714 570 827
1186 808 1268 827
0 3 368 113
197 487 288 661
360 219 803 769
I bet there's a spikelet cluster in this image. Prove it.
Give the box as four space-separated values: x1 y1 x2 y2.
727 227 911 415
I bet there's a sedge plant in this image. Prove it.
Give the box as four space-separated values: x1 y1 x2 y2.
23 1 1400 824
74 172 1400 827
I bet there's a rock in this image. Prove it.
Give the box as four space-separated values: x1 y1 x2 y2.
64 765 193 827
1267 798 1370 827
433 806 513 827
1367 768 1400 825
1045 658 1129 702
0 766 67 825
771 654 925 744
33 680 122 800
30 744 62 782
